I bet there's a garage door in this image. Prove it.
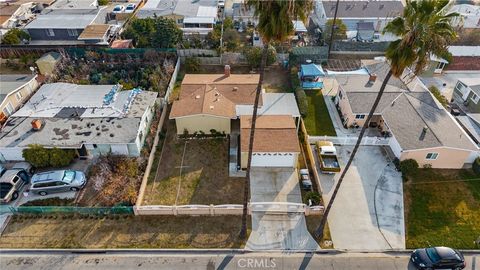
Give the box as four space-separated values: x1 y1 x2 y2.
251 153 296 167
0 148 25 161
111 144 129 155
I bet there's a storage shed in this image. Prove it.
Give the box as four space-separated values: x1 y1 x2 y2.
35 52 62 76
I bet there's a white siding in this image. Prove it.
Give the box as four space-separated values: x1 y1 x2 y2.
388 135 403 158
111 144 129 155
251 152 297 167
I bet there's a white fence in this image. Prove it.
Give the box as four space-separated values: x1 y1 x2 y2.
308 135 391 146
134 203 323 216
164 57 180 103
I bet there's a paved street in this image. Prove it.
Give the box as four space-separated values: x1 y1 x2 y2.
0 251 477 270
317 146 405 250
246 167 318 251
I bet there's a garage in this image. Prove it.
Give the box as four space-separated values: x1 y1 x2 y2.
250 152 298 168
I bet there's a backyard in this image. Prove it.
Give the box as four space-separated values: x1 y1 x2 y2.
142 121 245 205
404 169 480 249
303 90 336 136
0 215 248 248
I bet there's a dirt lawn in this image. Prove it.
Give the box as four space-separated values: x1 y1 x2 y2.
142 121 245 205
263 66 290 93
0 215 248 248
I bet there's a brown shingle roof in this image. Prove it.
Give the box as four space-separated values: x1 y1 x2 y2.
240 115 300 153
182 74 260 85
77 24 110 40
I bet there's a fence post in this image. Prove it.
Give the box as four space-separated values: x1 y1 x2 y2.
210 204 214 216
173 206 178 216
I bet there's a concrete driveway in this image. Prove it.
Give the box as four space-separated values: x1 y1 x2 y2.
246 167 319 251
318 146 405 250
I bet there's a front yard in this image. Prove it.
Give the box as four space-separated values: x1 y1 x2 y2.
142 121 245 205
0 215 248 248
405 169 480 249
303 90 336 136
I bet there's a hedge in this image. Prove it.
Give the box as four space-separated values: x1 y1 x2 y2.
295 87 308 117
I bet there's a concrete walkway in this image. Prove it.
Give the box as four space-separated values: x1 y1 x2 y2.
318 146 405 250
246 167 319 251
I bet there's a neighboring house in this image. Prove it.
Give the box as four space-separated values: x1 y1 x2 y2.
0 0 53 38
335 64 479 169
136 0 218 35
169 71 301 168
23 0 118 45
0 74 39 124
445 46 480 72
453 78 480 113
0 83 158 161
450 4 480 29
313 0 404 40
232 2 257 27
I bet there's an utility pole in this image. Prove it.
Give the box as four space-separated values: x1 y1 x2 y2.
219 5 225 64
327 0 340 58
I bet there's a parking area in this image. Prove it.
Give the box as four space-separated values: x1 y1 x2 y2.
315 145 405 250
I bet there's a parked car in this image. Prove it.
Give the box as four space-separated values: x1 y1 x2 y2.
0 169 29 203
299 169 312 190
30 170 87 196
11 162 35 175
316 141 341 173
410 247 465 270
112 5 125 13
124 3 136 13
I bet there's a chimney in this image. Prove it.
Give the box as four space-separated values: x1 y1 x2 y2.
31 119 44 131
369 74 377 83
224 65 231 77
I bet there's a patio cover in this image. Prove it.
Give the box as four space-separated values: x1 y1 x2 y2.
301 64 325 77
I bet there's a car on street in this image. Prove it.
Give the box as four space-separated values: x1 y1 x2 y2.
30 170 87 196
124 3 136 13
410 246 465 270
299 169 312 190
0 169 29 203
112 5 125 13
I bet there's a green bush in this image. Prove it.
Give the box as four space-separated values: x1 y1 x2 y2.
22 145 50 168
98 0 109 5
399 159 419 178
49 148 76 167
295 87 308 117
22 145 76 168
244 46 277 68
185 57 200 73
1 29 30 45
304 191 321 205
290 66 300 89
428 86 448 107
473 157 480 175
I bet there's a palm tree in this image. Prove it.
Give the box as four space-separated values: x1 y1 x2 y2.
314 0 459 239
239 0 313 239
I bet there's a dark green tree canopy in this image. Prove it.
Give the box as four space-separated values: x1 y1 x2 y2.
1 29 30 45
123 17 182 48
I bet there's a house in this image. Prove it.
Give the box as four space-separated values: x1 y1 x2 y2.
445 46 480 72
313 0 404 40
0 0 53 38
453 78 480 113
136 0 218 35
450 4 480 29
232 2 257 27
169 71 301 168
356 22 375 41
0 83 158 161
335 64 479 169
23 0 118 45
0 74 39 124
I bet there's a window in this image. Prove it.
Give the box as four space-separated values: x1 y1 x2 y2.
3 102 14 116
435 62 445 70
15 92 23 101
355 114 366 119
12 176 19 184
33 181 56 188
177 18 183 24
45 29 55 37
426 153 439 160
338 91 343 99
471 93 480 104
67 29 78 37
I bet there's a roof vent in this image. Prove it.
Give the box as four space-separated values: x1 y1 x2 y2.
422 126 428 133
31 119 44 131
369 74 377 83
233 87 238 91
210 105 214 110
195 95 201 99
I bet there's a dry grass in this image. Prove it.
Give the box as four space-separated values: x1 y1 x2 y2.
305 216 333 249
0 215 249 249
143 121 245 205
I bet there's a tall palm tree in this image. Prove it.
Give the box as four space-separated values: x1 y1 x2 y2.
314 0 459 239
239 0 313 239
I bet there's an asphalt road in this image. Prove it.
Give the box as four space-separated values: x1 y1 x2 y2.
0 251 478 270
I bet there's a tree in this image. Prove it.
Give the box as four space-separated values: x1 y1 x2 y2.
239 0 313 239
244 46 276 68
23 145 50 168
323 19 347 44
223 29 240 51
1 29 30 45
49 148 76 167
123 17 182 48
315 0 459 239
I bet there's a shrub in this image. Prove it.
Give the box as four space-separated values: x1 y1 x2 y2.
98 0 108 5
290 66 300 89
244 46 277 68
295 87 308 117
304 191 321 205
428 86 448 108
22 145 50 168
185 57 200 73
49 148 76 167
399 159 419 178
473 157 480 175
1 29 30 45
